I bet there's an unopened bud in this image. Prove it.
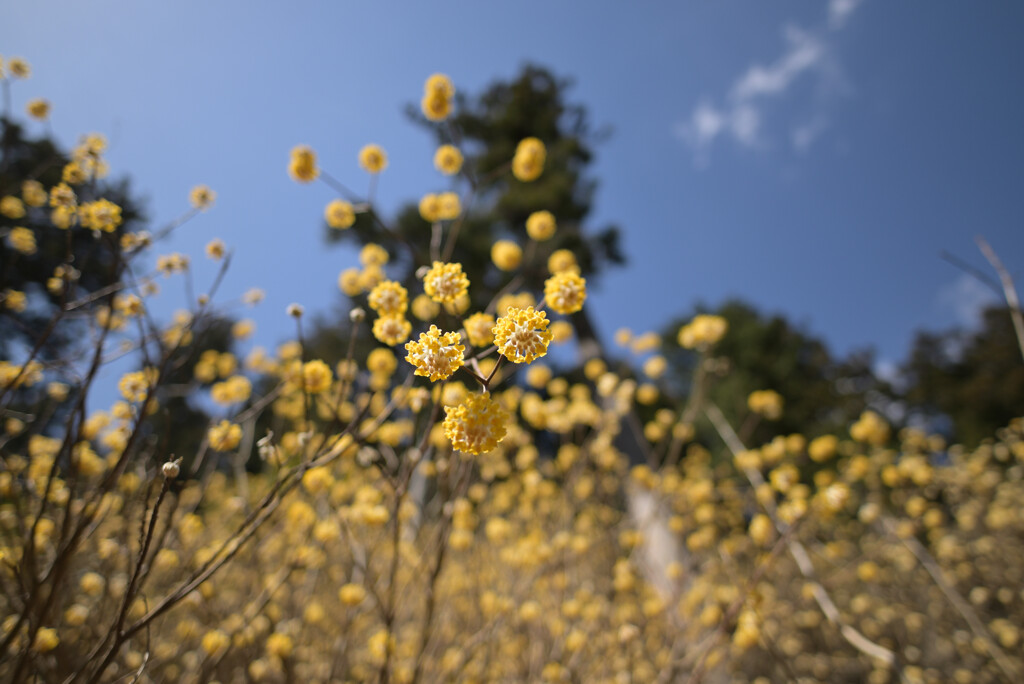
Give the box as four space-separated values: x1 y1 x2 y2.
162 458 181 479
286 303 304 318
349 307 366 323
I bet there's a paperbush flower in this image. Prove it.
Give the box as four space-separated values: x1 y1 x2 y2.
325 199 355 229
423 261 469 304
404 325 464 382
463 312 496 348
359 144 388 174
493 306 553 364
512 137 546 182
208 420 242 452
544 271 587 315
526 210 556 241
443 392 508 455
434 144 463 175
677 314 728 349
373 314 412 346
368 280 408 316
288 145 319 183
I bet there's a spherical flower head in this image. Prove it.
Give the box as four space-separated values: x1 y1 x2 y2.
338 268 361 296
205 238 226 260
1 196 26 220
368 280 409 316
26 98 50 120
419 193 442 223
463 312 496 348
526 210 556 241
189 185 216 210
49 183 76 210
411 293 440 321
7 227 36 256
677 314 728 350
548 249 580 275
491 240 523 271
404 325 465 382
443 393 508 455
359 144 388 174
360 243 389 267
303 359 333 394
423 261 469 304
208 420 242 451
80 199 123 233
544 272 587 315
288 145 319 183
8 58 30 79
325 199 355 229
434 145 463 175
32 627 59 653
437 192 461 220
425 73 455 99
748 389 784 420
421 90 451 121
512 137 546 182
22 180 47 207
373 314 412 346
493 306 553 364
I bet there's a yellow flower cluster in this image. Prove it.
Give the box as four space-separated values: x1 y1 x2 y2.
79 199 123 233
544 271 587 315
422 261 469 304
404 325 465 382
325 198 355 229
288 145 319 183
443 392 508 454
359 144 388 174
418 192 461 222
434 144 463 175
677 314 728 349
493 306 553 364
208 420 242 451
512 136 546 182
421 73 454 122
747 389 784 420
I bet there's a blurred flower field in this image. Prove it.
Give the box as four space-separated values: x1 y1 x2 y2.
1 57 1023 684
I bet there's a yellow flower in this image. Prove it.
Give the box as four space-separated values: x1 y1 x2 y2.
423 261 469 304
438 192 460 220
373 314 412 346
491 240 523 271
419 193 442 223
434 145 463 175
21 180 47 207
208 420 242 451
526 210 556 241
7 227 36 256
201 629 230 656
49 182 76 210
404 325 464 382
325 199 355 229
32 627 59 653
512 137 546 182
544 272 586 315
411 293 440 321
0 196 25 219
205 239 226 260
79 199 123 233
493 306 553 364
338 582 367 606
548 249 579 275
463 312 496 348
748 390 784 420
8 58 30 79
303 360 333 394
62 161 87 185
189 185 216 210
119 369 156 403
368 280 409 316
338 268 362 296
26 98 50 120
425 73 455 99
266 632 294 659
360 243 389 267
288 145 319 183
443 393 508 455
422 90 451 121
677 314 728 350
359 144 388 174
808 435 838 463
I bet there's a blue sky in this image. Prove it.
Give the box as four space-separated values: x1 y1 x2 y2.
5 1 1023 381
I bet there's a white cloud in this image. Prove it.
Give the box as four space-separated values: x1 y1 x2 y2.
829 0 864 29
675 3 863 165
937 274 1000 328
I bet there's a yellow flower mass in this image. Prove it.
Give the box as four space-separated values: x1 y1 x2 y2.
359 144 388 174
325 199 355 229
208 420 242 452
463 312 496 348
288 145 319 183
423 261 469 304
404 325 464 382
512 136 546 182
443 392 508 455
434 144 463 175
372 314 412 346
493 306 553 364
367 280 409 316
525 210 556 241
544 271 587 315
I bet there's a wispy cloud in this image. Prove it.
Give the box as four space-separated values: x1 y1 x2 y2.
675 3 863 166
